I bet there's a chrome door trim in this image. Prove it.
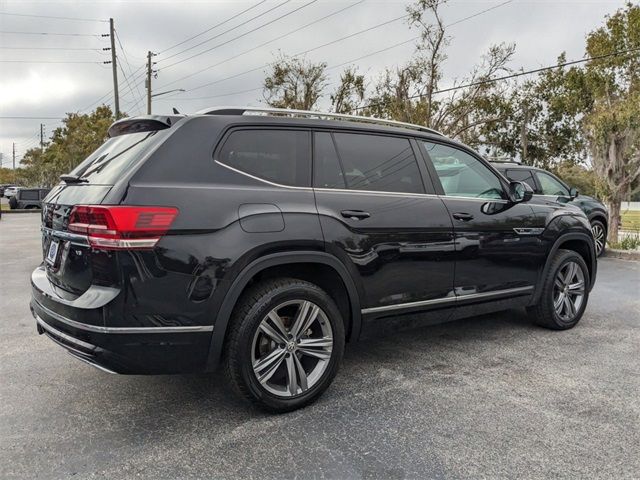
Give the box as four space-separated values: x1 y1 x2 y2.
361 286 534 314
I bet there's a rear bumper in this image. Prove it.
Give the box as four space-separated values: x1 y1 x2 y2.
31 267 214 375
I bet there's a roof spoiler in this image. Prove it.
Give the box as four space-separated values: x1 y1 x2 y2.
107 115 184 138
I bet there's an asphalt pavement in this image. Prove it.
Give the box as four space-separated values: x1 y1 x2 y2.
1 213 639 479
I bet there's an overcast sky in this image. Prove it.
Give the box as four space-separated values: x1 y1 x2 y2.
0 0 626 168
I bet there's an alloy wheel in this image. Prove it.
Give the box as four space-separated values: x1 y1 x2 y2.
553 261 585 322
251 300 333 397
591 223 605 256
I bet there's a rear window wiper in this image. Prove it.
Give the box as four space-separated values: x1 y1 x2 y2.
60 174 89 184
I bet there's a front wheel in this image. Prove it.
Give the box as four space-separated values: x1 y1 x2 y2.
529 249 590 330
224 278 345 413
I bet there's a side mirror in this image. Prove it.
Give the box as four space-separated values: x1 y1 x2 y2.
569 187 579 199
508 181 533 203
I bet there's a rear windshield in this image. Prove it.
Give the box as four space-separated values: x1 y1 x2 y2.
68 131 164 184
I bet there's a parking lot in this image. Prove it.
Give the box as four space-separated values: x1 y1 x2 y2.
1 212 639 479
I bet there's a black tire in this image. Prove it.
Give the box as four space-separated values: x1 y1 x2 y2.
8 196 17 210
529 249 590 330
224 277 345 413
590 219 606 257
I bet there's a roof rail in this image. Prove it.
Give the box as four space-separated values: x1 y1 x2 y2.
196 106 444 136
488 158 521 165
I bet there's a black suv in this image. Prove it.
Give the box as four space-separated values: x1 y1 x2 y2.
492 162 609 257
31 107 597 412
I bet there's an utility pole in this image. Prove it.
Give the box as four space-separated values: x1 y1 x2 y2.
40 124 44 153
146 51 153 114
109 18 120 118
12 142 16 182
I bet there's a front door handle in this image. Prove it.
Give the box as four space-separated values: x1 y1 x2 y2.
341 210 371 220
452 212 474 221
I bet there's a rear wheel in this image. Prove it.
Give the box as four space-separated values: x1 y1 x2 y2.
529 249 590 330
224 278 345 413
590 219 606 257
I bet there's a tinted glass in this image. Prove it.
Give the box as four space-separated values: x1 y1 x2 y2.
332 133 424 194
422 142 504 199
505 168 537 192
313 132 345 189
69 131 165 185
218 129 311 187
21 190 39 200
536 171 569 196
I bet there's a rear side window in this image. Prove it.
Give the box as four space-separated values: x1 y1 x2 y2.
329 132 424 194
504 168 537 192
217 129 311 187
20 190 39 200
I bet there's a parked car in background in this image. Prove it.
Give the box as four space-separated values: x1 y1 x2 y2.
3 186 20 198
9 188 50 210
31 107 597 412
492 161 609 257
0 184 18 197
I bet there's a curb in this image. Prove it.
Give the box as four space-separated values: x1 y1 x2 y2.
604 248 640 261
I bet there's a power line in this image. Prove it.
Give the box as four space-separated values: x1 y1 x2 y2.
0 11 107 22
157 0 268 55
160 0 517 100
326 0 515 72
0 30 104 37
173 11 409 95
157 0 366 90
0 60 105 64
115 30 145 113
158 0 292 64
355 45 640 111
0 46 107 51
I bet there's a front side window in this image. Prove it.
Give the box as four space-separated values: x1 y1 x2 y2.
421 142 504 199
217 129 311 187
505 168 537 192
330 132 424 194
536 171 569 196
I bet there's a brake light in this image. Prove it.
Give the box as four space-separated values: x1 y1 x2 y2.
68 205 178 250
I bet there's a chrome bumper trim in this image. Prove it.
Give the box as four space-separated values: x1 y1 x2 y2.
33 299 214 334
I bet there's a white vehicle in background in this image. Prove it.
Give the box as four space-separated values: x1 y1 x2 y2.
3 186 19 198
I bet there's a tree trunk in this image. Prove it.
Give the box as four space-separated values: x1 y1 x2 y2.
606 198 621 244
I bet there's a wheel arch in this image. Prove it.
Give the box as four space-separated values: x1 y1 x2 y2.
531 232 597 305
589 212 608 231
204 251 362 372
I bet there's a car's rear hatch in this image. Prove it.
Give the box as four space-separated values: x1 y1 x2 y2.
40 117 178 298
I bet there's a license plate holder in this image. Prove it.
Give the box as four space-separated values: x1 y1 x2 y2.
46 239 60 265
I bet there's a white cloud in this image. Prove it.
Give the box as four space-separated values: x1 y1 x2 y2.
0 70 78 108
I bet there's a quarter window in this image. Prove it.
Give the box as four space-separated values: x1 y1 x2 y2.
421 142 504 199
217 129 311 187
536 171 569 196
330 132 424 194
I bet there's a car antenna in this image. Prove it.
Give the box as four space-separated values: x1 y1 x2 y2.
172 107 180 114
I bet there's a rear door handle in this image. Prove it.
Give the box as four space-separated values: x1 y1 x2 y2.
341 210 371 220
452 212 474 221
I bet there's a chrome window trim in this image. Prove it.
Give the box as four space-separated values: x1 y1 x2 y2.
361 286 533 314
216 159 509 203
34 300 214 334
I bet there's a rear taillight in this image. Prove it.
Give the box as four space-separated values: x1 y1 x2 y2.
68 205 178 250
